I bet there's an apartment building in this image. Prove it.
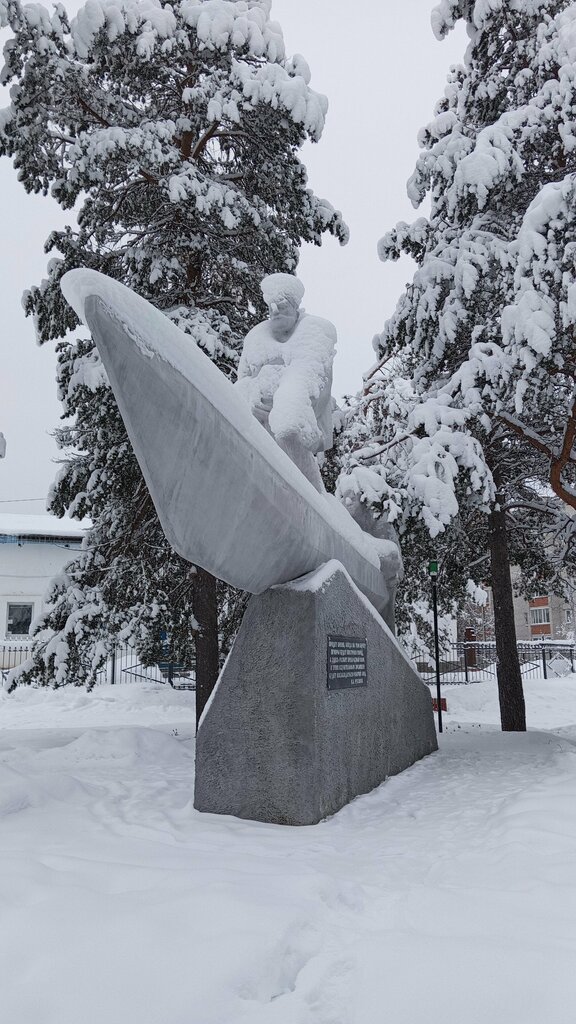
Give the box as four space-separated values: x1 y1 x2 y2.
461 567 575 643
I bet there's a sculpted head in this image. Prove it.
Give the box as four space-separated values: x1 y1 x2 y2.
261 274 305 342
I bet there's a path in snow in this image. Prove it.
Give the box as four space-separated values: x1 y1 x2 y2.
1 681 576 1024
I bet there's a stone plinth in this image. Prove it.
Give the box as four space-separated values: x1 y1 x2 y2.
194 561 437 825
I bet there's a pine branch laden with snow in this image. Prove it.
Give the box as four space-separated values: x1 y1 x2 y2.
0 0 348 688
345 0 576 538
500 177 576 509
0 0 347 347
336 0 576 686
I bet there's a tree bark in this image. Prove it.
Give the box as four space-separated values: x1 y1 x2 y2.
193 566 220 732
488 505 527 731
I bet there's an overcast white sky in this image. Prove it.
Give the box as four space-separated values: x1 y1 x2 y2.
0 1 466 513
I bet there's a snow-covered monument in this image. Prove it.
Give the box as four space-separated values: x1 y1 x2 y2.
61 269 436 825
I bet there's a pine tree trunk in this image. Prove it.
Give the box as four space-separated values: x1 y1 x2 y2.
193 567 220 732
488 506 526 731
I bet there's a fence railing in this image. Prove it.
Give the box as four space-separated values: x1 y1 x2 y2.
0 640 195 690
4 637 573 690
417 640 576 684
0 641 32 675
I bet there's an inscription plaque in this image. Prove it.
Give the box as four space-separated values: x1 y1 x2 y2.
327 635 368 691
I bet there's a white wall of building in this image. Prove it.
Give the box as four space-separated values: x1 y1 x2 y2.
0 539 78 640
0 515 87 644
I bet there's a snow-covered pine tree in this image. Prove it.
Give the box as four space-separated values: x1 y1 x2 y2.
339 398 568 657
339 0 576 731
0 0 347 716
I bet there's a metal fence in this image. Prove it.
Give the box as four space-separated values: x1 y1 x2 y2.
0 640 195 690
0 642 29 674
4 637 574 690
417 640 576 685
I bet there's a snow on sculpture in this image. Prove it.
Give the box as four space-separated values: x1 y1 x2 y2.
60 269 401 626
235 272 402 628
235 273 335 493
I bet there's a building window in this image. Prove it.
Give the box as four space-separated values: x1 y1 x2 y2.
529 606 551 626
0 534 82 547
6 603 33 637
566 608 573 624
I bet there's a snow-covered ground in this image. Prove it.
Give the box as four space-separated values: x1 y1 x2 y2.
2 677 576 1024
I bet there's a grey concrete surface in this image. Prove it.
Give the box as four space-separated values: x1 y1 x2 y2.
194 562 438 825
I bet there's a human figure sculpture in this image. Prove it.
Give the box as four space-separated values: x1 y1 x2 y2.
235 274 335 494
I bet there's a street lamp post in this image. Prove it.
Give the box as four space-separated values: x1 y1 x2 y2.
429 559 443 734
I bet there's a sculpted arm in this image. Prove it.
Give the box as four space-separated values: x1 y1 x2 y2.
234 326 279 427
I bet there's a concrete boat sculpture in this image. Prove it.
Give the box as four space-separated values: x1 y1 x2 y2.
61 270 398 616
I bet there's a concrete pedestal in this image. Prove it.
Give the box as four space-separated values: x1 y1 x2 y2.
194 561 437 825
